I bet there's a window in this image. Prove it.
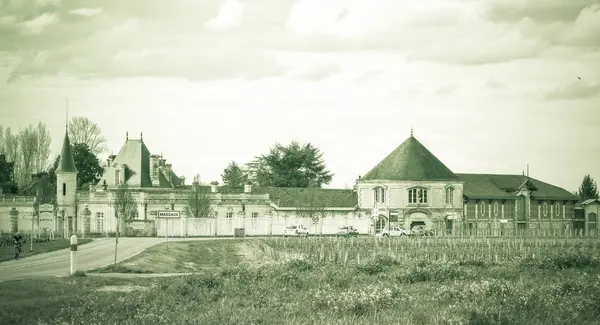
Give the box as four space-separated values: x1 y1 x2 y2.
493 202 499 216
542 202 548 216
252 212 258 229
373 187 385 204
132 210 140 220
408 188 428 204
115 170 121 185
171 203 175 210
555 202 561 217
96 212 104 232
226 212 233 231
153 164 158 176
62 183 66 196
445 187 454 205
479 201 486 216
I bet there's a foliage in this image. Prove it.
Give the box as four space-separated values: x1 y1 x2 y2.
3 238 600 325
221 161 248 188
578 174 599 201
186 185 214 218
50 142 103 189
68 116 108 155
113 182 137 223
247 141 333 188
0 153 17 194
19 172 55 205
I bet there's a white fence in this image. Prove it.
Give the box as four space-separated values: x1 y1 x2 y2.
156 217 372 237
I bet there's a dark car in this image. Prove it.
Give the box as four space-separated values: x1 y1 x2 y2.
336 225 359 238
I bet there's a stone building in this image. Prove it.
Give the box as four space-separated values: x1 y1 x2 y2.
0 128 593 237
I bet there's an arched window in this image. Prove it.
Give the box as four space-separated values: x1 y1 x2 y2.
408 187 428 204
62 183 66 196
373 187 385 204
493 201 499 216
479 201 486 216
542 202 548 216
555 202 561 217
445 187 454 205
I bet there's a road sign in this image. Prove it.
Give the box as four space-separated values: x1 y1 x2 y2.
158 211 180 218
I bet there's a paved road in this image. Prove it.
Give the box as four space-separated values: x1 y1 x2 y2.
0 237 225 282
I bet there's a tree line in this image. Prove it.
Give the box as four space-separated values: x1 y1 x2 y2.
0 117 106 204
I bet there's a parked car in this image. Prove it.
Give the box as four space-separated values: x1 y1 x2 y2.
410 225 434 236
336 225 359 238
284 224 309 237
376 227 410 237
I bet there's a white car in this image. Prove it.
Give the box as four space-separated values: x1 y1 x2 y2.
376 227 410 237
284 224 309 237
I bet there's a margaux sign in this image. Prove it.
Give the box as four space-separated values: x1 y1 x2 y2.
157 211 180 218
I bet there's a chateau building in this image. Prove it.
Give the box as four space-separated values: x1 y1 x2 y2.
0 128 595 237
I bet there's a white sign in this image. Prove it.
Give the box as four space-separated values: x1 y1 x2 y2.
499 219 508 223
158 211 180 218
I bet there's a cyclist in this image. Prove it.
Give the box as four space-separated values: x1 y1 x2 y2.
13 231 23 260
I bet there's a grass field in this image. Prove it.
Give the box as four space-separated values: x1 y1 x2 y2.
2 237 600 325
0 238 92 262
94 239 254 273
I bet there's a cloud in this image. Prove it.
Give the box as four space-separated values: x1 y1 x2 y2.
289 63 342 81
205 0 245 29
543 81 600 100
19 12 58 34
485 0 594 23
69 8 103 17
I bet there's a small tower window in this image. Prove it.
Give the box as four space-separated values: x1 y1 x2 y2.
62 183 66 196
445 187 454 205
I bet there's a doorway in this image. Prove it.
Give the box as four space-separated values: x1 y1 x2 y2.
410 221 426 229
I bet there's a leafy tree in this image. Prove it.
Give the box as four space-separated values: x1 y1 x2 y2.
248 141 333 188
68 117 108 155
19 172 55 204
221 161 248 188
0 154 17 194
577 174 599 201
49 143 103 189
186 185 214 218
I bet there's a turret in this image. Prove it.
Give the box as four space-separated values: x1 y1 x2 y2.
56 128 78 238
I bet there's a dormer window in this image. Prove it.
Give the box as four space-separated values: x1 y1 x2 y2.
445 187 454 205
373 187 385 204
408 187 428 204
115 169 122 185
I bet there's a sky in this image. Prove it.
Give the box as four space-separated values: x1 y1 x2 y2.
0 0 599 192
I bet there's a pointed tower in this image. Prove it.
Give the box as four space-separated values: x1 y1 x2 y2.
56 127 78 237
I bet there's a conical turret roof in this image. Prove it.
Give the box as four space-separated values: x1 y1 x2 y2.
56 130 78 173
362 135 459 181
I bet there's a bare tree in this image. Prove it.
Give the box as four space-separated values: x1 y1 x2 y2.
35 122 51 173
113 182 137 265
17 125 39 186
0 125 4 154
69 117 108 155
186 184 214 218
296 189 327 222
3 127 19 174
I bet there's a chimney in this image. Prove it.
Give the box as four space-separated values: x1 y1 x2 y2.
244 183 252 193
210 181 218 193
192 174 200 185
107 155 116 167
179 176 185 186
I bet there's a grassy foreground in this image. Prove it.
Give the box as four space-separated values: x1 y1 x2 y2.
0 238 92 262
1 238 600 324
94 239 252 273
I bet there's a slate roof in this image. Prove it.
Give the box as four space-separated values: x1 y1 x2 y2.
457 173 580 201
191 185 358 208
98 140 152 187
56 130 78 173
362 135 460 181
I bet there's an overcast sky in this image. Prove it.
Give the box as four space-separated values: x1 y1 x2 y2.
1 0 599 192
